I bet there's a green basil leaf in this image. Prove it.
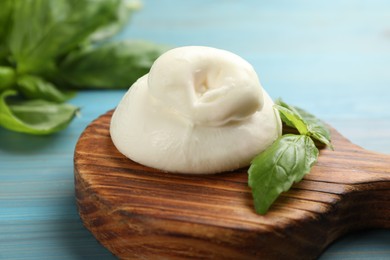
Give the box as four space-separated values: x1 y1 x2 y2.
248 134 319 214
58 40 168 89
8 0 122 74
89 0 140 42
0 0 13 38
0 90 79 135
0 0 13 61
0 66 16 90
274 103 308 135
275 99 332 147
294 106 332 148
17 74 75 103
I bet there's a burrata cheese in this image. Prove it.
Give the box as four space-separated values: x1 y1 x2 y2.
110 46 282 174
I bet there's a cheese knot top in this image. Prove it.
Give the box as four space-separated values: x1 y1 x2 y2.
110 46 282 174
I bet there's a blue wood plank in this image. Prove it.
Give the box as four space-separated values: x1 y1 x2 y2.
0 91 122 260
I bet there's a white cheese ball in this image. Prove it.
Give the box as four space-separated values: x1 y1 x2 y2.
110 46 282 174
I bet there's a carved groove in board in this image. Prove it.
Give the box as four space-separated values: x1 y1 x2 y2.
74 110 390 259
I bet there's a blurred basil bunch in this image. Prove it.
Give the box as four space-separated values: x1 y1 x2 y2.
0 0 166 135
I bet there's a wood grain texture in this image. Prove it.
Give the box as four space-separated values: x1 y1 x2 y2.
74 110 390 260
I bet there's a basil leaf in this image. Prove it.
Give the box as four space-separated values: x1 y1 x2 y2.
274 103 308 135
294 106 332 147
0 90 78 135
248 134 319 214
0 0 13 62
275 99 332 147
58 40 168 89
0 66 16 90
89 0 140 42
17 75 75 103
8 0 122 74
0 0 13 38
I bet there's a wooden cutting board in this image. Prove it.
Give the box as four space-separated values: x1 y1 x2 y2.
74 110 390 260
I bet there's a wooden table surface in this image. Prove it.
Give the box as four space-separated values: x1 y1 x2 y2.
1 0 389 259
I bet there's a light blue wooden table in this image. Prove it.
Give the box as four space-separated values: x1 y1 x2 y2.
1 0 389 259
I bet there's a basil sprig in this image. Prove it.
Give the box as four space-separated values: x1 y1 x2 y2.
248 99 332 214
0 90 79 135
0 0 167 135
